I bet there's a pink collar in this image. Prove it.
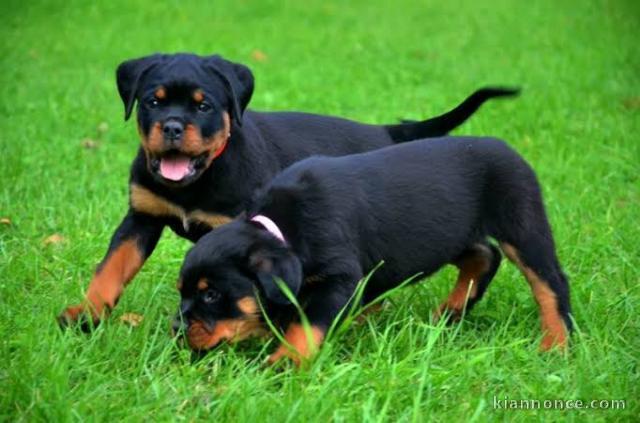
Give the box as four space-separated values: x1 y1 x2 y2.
250 214 285 243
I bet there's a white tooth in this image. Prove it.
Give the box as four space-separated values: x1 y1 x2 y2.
182 214 190 232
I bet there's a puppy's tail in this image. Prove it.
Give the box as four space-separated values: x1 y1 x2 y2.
384 87 520 142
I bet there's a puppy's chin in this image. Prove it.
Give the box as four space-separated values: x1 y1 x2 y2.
186 319 267 351
187 320 225 350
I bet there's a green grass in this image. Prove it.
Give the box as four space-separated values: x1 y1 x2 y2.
1 0 639 421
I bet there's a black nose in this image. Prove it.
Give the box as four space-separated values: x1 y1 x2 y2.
163 120 184 140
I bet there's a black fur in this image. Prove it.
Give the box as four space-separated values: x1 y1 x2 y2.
122 53 519 240
177 137 572 352
60 52 518 327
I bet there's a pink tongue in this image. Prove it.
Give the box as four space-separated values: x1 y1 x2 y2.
160 156 191 181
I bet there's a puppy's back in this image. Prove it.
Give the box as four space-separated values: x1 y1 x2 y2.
252 137 533 277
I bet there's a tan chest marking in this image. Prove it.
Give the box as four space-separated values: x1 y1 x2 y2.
130 183 233 230
189 209 233 228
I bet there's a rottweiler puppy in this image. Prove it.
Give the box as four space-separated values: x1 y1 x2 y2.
175 137 572 365
58 52 518 328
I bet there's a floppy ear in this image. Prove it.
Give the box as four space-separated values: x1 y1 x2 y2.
204 55 255 127
249 247 302 305
116 55 161 121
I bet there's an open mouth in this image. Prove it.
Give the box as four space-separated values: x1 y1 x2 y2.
149 151 209 183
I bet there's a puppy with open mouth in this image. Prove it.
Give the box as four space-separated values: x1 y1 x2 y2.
59 52 519 329
174 136 572 366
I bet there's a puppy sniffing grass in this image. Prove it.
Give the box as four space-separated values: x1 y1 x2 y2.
174 136 572 365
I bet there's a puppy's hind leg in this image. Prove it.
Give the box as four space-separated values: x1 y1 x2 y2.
500 235 571 351
493 190 572 351
434 241 501 322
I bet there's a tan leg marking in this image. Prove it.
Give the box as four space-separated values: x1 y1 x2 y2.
268 324 325 367
434 247 490 321
501 243 567 351
62 239 143 323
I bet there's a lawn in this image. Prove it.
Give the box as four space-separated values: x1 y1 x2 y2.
1 0 638 421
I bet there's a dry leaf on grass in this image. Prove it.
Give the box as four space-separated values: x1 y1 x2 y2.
622 97 640 110
120 313 144 327
251 49 268 62
43 233 66 246
81 138 99 149
97 122 109 134
0 217 11 226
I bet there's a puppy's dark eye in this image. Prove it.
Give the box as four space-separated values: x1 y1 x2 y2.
147 98 160 109
197 102 212 113
202 289 221 304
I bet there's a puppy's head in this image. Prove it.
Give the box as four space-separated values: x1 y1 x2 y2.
116 53 254 186
174 220 302 351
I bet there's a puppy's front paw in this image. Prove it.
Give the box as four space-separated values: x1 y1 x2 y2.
539 330 568 352
57 304 101 332
432 304 463 324
267 324 325 367
267 346 305 367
